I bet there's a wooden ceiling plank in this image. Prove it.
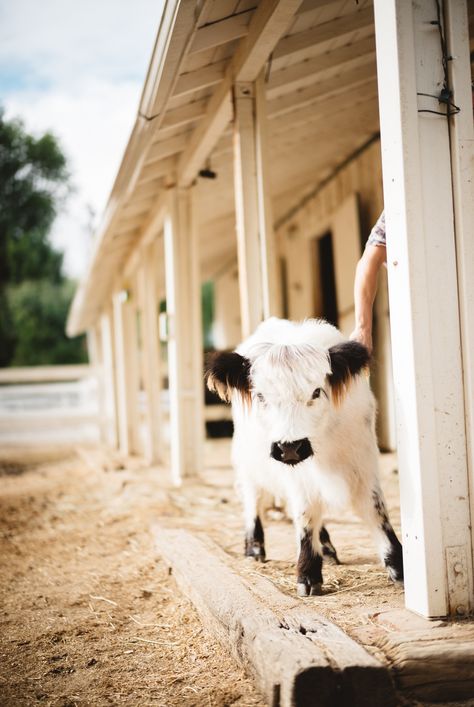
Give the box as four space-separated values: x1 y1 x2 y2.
173 59 227 97
160 98 209 130
270 73 378 129
273 5 374 62
138 155 178 185
146 132 191 164
267 35 375 97
189 9 254 54
267 61 377 118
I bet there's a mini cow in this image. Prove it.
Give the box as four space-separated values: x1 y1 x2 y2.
206 317 403 596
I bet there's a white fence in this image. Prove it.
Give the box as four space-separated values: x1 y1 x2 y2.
0 365 100 446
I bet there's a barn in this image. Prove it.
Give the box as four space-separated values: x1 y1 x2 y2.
67 0 474 622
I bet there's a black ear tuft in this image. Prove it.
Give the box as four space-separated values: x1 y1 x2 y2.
328 341 370 403
205 351 251 403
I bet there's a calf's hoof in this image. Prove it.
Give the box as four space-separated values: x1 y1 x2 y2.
385 541 404 583
387 563 404 584
245 542 266 562
296 580 323 597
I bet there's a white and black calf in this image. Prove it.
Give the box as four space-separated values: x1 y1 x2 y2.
206 318 403 596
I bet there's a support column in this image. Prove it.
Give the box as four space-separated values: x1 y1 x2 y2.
113 288 140 457
163 186 204 484
87 325 108 444
137 242 163 465
444 0 474 578
374 0 473 616
233 74 281 339
100 306 118 448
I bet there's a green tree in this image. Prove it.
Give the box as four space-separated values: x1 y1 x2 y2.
7 281 87 366
0 110 85 366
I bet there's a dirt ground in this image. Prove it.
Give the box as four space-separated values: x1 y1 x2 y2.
1 443 472 707
0 445 265 707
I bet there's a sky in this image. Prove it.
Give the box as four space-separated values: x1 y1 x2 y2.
0 0 164 278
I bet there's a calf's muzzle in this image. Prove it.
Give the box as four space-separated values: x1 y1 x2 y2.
270 438 313 465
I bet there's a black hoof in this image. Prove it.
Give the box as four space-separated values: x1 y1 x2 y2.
245 542 266 562
296 580 323 597
385 537 404 583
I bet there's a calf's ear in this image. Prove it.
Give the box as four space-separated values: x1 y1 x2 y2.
328 341 370 404
205 351 251 403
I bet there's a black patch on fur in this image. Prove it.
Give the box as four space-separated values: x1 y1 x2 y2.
383 522 404 582
327 341 370 394
245 516 265 562
319 525 341 565
270 438 314 465
297 528 323 589
205 351 251 401
372 491 404 582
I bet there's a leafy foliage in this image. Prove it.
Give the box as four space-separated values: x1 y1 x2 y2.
7 281 87 366
0 110 86 366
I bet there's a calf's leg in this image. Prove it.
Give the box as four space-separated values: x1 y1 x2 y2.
291 499 325 596
351 483 403 582
240 477 266 562
319 525 341 565
297 525 324 596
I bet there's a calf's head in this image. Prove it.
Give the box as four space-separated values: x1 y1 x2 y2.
206 341 369 466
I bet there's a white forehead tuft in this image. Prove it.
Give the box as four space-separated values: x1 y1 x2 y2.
249 343 331 400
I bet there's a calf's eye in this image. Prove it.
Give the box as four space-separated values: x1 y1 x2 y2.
256 392 265 403
312 388 321 400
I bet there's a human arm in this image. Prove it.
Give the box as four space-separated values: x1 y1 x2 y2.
350 244 387 353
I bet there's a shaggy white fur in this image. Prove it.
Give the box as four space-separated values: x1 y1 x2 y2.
207 317 403 595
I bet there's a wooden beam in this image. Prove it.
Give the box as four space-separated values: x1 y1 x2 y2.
154 529 397 707
178 0 303 187
374 0 473 617
163 187 204 482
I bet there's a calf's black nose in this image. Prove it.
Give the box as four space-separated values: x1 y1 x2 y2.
270 438 313 465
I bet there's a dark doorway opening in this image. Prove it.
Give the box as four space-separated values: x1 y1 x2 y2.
317 231 338 327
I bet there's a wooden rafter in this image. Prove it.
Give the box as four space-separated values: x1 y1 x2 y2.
178 0 304 187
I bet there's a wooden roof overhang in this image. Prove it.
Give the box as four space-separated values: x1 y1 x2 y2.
66 0 474 337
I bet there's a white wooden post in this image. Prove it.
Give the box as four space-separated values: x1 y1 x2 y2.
331 193 362 336
112 288 140 457
444 0 474 576
374 0 473 616
87 325 109 444
233 74 281 339
100 306 118 448
163 186 204 484
137 242 163 465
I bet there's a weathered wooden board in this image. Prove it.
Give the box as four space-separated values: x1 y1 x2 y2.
153 527 398 707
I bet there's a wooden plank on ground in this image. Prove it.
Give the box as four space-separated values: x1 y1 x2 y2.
153 528 398 707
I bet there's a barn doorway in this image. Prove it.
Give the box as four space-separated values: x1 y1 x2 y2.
314 231 338 327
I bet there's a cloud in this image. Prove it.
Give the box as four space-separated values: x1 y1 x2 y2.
0 0 164 278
